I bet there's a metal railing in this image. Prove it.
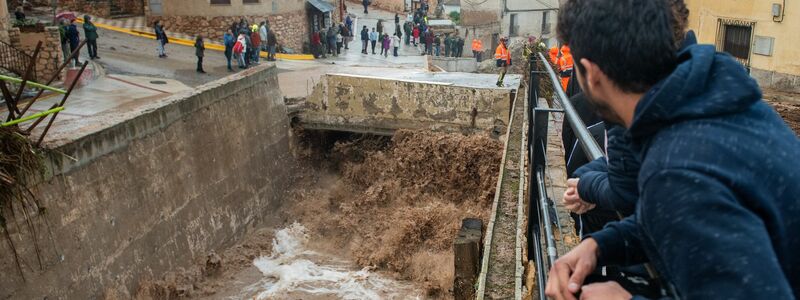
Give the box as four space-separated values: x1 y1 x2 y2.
0 40 36 80
525 51 606 299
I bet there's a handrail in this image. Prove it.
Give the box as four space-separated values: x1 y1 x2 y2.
0 40 36 80
535 52 604 160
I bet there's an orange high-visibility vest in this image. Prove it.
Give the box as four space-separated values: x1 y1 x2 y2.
472 39 482 51
549 47 559 64
495 44 510 63
558 54 574 71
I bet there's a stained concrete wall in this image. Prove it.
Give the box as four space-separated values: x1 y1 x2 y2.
300 73 513 135
432 56 478 72
0 65 295 298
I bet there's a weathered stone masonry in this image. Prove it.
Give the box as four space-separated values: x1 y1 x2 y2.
8 26 63 81
148 9 310 53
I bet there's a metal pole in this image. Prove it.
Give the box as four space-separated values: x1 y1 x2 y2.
536 166 558 266
536 52 604 160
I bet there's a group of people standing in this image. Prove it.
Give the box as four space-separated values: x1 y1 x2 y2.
153 18 278 74
58 15 99 67
311 15 355 59
360 21 400 57
223 19 277 72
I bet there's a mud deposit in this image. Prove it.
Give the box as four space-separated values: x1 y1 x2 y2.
764 89 800 135
131 130 502 299
289 129 503 297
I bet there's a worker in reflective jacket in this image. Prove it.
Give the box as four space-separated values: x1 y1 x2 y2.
549 46 559 65
557 45 574 91
472 38 483 62
495 37 511 87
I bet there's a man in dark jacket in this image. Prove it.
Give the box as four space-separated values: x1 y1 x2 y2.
83 15 99 59
267 30 277 61
547 0 800 299
360 25 369 54
66 19 80 66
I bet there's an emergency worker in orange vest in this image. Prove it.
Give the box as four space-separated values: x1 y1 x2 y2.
549 46 559 65
557 45 574 91
472 38 483 62
494 37 511 87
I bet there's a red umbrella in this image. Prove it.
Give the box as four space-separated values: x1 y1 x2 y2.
55 12 77 21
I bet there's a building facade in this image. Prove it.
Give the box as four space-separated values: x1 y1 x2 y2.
143 0 341 54
686 0 799 92
501 0 557 46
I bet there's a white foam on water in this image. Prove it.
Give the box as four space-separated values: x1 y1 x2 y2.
249 223 421 300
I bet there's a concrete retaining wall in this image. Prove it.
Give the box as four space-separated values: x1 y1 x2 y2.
300 73 512 135
0 65 295 299
432 56 478 73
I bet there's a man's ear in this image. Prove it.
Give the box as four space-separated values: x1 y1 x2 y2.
579 58 602 91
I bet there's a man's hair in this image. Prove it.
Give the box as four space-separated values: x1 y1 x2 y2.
670 0 690 49
557 0 678 93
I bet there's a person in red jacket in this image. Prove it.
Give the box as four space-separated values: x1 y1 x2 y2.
250 26 261 64
412 26 420 46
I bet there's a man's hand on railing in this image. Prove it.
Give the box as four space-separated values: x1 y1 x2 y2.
545 238 599 300
563 178 596 214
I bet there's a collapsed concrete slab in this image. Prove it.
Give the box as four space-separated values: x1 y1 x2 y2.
298 70 521 136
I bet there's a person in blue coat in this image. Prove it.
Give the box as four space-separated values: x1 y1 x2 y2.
65 19 81 66
547 0 800 299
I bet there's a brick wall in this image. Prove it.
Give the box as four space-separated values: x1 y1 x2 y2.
58 0 111 17
148 9 310 53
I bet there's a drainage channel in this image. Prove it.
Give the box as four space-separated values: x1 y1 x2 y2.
477 87 528 299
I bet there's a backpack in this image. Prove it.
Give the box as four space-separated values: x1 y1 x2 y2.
233 41 244 54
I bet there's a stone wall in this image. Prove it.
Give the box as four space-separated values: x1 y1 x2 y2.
58 0 111 17
148 9 310 53
0 65 296 299
112 0 145 16
349 0 404 13
8 26 63 81
301 73 513 135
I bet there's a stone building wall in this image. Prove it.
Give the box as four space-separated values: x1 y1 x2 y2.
0 0 9 43
58 0 111 17
148 9 310 53
7 27 63 81
349 0 404 13
112 0 145 16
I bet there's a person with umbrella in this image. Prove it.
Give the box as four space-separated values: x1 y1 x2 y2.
83 15 99 60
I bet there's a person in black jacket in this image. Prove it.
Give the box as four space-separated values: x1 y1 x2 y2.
267 30 277 61
194 35 205 73
360 26 369 54
154 20 168 58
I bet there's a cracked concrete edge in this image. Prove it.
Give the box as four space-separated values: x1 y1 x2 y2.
476 93 519 300
514 88 529 300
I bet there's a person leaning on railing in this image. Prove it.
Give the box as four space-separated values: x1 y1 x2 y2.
546 0 800 299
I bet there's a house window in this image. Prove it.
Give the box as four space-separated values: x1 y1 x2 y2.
509 13 518 36
243 0 260 3
210 0 231 4
715 19 754 67
542 11 551 34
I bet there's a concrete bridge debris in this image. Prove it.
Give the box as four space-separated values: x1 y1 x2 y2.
296 69 521 136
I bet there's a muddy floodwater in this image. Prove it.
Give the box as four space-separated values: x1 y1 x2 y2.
227 224 422 299
138 130 502 299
